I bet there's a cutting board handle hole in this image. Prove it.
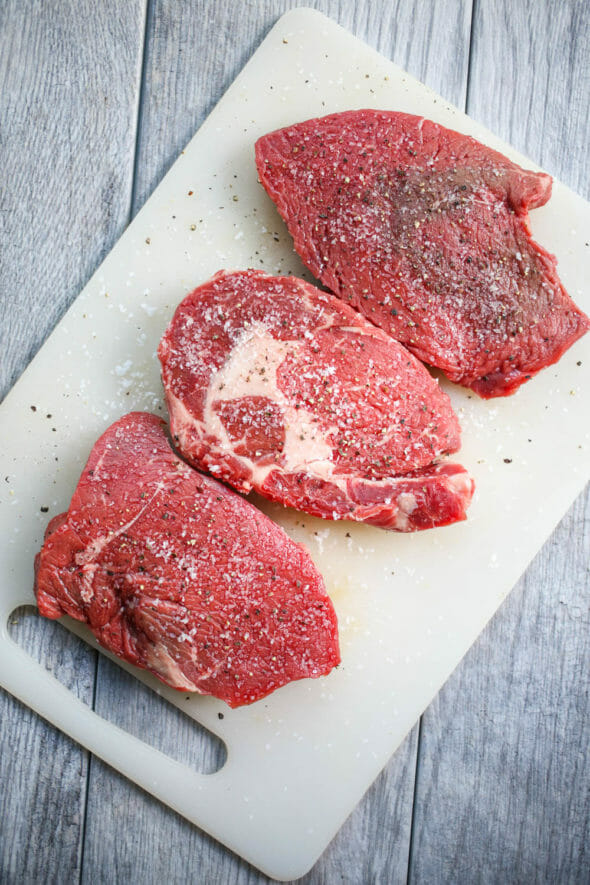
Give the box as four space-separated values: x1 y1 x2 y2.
8 606 227 775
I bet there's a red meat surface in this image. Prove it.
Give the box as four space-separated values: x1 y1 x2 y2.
255 110 589 397
35 412 340 707
158 270 474 531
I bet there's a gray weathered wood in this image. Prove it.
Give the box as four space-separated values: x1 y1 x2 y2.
0 0 147 401
1 610 94 884
1 0 589 883
409 490 590 884
409 2 590 881
82 684 418 885
131 0 472 213
80 1 472 883
467 0 590 193
0 0 146 882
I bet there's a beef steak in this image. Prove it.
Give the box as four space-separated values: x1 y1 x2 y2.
255 110 589 397
35 412 340 707
158 270 474 531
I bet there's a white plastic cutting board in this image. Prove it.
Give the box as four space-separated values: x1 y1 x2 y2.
1 8 589 881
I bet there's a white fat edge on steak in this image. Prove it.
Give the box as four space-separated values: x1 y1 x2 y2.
168 320 469 528
397 492 418 516
143 640 200 692
140 609 231 693
207 320 445 468
351 467 472 531
174 321 339 488
351 484 418 531
444 469 474 501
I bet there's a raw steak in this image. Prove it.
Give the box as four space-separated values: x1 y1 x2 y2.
255 110 590 397
35 412 340 707
158 270 474 531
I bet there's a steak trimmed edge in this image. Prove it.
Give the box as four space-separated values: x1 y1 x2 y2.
158 270 474 531
35 412 340 707
255 110 589 397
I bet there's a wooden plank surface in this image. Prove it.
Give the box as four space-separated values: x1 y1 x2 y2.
1 1 588 882
1 611 94 883
0 0 147 399
410 492 590 883
0 1 146 882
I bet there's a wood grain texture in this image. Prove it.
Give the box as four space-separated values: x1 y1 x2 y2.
0 0 147 400
132 0 472 211
80 1 472 883
467 0 590 192
408 2 590 882
0 1 145 882
296 729 419 885
410 489 590 884
0 611 95 884
82 702 418 885
2 1 589 883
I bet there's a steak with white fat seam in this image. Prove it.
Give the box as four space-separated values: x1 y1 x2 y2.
158 270 474 531
35 412 340 707
255 110 590 397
